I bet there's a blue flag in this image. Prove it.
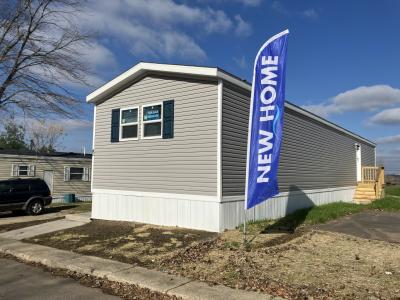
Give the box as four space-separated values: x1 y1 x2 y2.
245 29 289 210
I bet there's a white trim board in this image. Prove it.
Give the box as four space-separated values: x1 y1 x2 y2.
221 186 357 203
92 186 356 204
92 188 219 202
86 62 375 147
91 105 96 191
217 79 223 201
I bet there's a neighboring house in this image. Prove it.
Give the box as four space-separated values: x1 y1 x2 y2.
0 149 92 202
87 62 376 232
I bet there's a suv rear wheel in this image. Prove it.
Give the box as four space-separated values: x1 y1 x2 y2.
26 199 44 215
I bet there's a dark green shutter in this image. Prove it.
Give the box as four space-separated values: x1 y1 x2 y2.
163 100 174 139
111 109 120 142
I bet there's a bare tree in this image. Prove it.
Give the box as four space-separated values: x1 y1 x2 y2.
0 0 92 118
28 120 64 153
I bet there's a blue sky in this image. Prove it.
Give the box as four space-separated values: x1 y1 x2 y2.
63 0 400 173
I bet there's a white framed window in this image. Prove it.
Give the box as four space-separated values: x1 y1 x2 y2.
64 166 90 182
18 165 29 176
12 164 35 177
141 103 163 139
120 107 139 141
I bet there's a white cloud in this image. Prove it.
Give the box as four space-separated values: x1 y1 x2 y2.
57 119 92 131
198 0 263 6
376 134 400 144
21 14 116 91
302 8 318 19
20 118 92 132
233 0 262 5
234 15 253 37
73 0 252 62
233 55 248 69
369 107 400 125
271 1 318 19
78 42 118 71
119 0 233 34
303 85 400 118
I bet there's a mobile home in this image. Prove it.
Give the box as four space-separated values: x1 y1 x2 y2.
0 149 92 202
87 62 376 232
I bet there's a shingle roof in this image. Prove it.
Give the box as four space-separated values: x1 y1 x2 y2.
0 148 92 159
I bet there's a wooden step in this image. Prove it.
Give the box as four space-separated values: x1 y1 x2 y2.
356 182 376 188
354 191 376 196
354 189 376 193
356 187 375 192
354 199 373 205
354 193 376 197
354 197 376 200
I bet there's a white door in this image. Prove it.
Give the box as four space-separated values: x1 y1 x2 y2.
43 171 54 192
356 144 361 182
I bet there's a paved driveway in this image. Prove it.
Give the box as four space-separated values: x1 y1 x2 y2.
317 211 400 243
0 205 79 226
0 258 119 300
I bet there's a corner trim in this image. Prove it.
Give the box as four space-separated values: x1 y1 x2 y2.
217 79 223 202
91 105 96 191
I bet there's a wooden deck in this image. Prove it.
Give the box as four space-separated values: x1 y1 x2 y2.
354 166 385 204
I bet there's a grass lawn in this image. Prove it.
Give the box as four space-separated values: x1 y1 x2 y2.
243 185 400 234
48 202 92 214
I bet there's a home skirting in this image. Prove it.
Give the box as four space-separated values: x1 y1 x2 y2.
91 186 356 232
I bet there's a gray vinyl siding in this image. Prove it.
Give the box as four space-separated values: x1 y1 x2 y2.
221 83 376 196
0 155 91 196
93 75 218 195
361 144 375 167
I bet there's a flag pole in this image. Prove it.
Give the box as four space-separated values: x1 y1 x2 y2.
244 178 248 246
243 208 247 245
243 29 289 247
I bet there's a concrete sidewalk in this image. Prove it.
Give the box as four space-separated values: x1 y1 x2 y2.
0 212 66 226
0 216 90 240
0 237 281 300
0 257 118 300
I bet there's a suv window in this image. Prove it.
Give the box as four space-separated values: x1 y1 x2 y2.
31 181 48 192
12 183 30 192
0 183 10 193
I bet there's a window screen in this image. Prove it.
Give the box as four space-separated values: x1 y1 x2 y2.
142 104 162 138
120 108 138 139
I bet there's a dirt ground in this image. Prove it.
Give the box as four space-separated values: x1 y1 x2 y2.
26 218 400 299
27 220 217 268
160 229 400 299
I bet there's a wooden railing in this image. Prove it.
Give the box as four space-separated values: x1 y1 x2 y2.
361 166 385 199
362 166 378 183
376 166 385 199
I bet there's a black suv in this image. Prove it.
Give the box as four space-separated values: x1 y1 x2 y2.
0 178 52 215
